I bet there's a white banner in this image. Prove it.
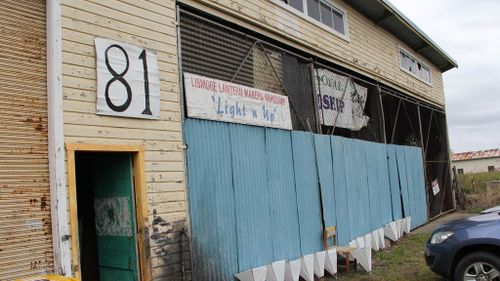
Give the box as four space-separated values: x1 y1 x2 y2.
95 38 160 119
315 68 369 130
184 72 293 130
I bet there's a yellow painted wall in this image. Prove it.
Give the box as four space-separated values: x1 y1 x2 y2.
180 0 446 106
60 0 187 279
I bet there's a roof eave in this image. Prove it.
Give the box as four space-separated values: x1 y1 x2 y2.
378 0 458 71
343 0 458 73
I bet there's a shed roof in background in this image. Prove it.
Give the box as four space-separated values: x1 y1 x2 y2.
452 148 500 161
344 0 458 72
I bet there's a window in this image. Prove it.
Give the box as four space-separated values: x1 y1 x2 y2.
280 0 304 12
278 0 347 36
457 168 464 175
488 166 495 172
399 48 432 84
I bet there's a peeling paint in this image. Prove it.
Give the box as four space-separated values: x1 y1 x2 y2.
94 197 133 237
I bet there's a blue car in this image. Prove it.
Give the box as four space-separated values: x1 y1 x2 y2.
425 207 500 281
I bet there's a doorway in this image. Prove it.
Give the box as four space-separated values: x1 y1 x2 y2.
66 144 149 281
75 152 138 280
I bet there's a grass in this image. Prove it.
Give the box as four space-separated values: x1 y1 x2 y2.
458 172 500 213
459 171 500 194
321 233 444 281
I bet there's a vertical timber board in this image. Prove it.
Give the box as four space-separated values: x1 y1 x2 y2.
184 119 238 281
417 148 429 226
364 141 383 230
229 124 274 271
387 146 403 221
408 147 428 228
314 135 336 229
375 144 393 225
403 147 416 224
265 129 302 261
342 138 358 239
291 132 323 255
345 140 371 238
330 136 351 246
395 146 411 217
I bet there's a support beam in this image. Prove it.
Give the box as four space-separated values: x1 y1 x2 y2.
47 0 72 275
378 86 387 143
390 99 402 144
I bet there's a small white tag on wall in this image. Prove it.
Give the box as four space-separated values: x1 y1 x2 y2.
95 38 160 119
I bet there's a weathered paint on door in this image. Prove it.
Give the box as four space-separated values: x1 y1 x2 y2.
90 154 138 281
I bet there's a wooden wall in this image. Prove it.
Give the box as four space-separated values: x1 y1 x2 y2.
180 0 446 106
60 0 188 280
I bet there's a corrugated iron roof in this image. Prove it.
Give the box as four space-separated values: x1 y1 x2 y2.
452 148 500 161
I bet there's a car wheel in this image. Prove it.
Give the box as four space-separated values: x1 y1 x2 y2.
454 251 500 281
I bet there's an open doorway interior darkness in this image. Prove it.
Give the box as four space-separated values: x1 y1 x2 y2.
76 153 100 281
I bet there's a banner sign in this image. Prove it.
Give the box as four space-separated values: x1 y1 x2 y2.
184 72 293 130
95 38 160 119
315 68 369 130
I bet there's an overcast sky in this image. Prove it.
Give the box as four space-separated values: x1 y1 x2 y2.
389 0 500 153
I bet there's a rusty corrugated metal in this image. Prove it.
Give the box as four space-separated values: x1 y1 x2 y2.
0 1 54 280
452 148 500 161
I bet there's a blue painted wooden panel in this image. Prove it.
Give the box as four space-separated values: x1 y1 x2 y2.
314 135 336 230
229 124 274 270
184 119 239 281
344 140 370 239
365 141 383 230
185 118 429 280
387 146 403 220
330 136 351 246
390 145 428 229
416 149 429 227
291 132 323 255
375 144 393 225
406 147 428 229
406 148 418 228
395 146 411 218
265 129 302 260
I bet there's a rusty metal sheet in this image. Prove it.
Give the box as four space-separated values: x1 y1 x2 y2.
0 1 53 280
452 148 500 161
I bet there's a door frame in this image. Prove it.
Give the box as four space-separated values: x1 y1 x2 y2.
66 144 150 281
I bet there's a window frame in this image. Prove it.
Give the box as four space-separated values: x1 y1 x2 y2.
398 46 433 86
273 0 349 41
488 166 495 172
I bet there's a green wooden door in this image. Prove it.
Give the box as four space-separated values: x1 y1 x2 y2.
91 153 139 281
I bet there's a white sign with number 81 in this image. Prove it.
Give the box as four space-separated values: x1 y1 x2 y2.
95 38 160 119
